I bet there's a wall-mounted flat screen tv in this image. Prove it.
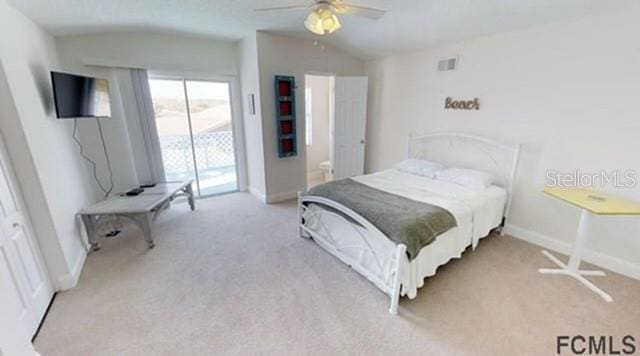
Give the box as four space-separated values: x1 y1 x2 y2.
51 71 111 118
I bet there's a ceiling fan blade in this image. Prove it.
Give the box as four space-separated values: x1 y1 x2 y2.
254 4 310 12
333 4 386 19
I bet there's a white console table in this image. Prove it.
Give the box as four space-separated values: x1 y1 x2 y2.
80 181 195 251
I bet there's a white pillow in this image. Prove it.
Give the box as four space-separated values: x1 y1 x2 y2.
393 159 445 178
435 167 495 191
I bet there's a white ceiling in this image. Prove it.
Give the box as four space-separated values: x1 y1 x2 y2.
9 0 638 59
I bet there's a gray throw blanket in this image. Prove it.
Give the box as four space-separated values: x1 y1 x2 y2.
305 179 457 261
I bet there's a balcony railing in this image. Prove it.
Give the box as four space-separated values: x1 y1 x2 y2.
159 131 235 177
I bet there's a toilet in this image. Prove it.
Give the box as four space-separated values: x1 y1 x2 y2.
319 160 332 182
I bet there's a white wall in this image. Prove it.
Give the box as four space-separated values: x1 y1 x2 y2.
305 75 331 180
238 34 267 199
365 6 640 276
256 32 365 202
0 0 95 289
55 32 246 194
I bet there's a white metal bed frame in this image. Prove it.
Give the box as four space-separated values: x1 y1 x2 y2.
298 132 520 315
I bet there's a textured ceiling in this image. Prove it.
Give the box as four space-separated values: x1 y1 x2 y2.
8 0 638 59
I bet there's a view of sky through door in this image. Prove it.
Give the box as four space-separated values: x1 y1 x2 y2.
149 79 238 197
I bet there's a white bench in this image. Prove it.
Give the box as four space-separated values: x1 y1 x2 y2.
80 181 195 251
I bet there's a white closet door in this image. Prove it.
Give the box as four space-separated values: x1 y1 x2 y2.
0 137 53 337
331 76 368 180
0 252 37 355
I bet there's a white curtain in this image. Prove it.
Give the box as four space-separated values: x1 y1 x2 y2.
129 68 165 182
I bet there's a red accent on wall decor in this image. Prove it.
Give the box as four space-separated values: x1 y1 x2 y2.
278 81 292 97
281 139 293 153
279 101 291 116
280 121 293 134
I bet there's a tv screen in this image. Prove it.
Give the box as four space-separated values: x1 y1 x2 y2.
51 71 111 118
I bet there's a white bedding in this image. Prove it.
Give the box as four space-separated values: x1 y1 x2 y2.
305 169 506 299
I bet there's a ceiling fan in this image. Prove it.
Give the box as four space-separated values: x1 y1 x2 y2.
255 0 386 35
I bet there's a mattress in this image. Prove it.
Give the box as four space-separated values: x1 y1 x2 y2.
304 169 507 298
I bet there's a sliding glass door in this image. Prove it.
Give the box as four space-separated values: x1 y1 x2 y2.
149 78 238 197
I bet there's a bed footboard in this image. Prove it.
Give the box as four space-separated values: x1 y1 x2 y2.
298 191 407 315
388 244 406 315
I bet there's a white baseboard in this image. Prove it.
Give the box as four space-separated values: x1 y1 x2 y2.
504 224 640 281
307 170 324 182
266 189 300 204
56 248 87 290
248 186 267 203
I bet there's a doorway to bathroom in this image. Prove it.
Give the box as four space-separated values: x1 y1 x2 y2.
305 74 333 188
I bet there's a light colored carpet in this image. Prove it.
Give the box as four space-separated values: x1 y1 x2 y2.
35 193 640 355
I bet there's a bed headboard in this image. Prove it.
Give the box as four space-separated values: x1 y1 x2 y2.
408 132 521 222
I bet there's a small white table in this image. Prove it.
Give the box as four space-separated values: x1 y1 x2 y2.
80 181 195 251
540 187 640 302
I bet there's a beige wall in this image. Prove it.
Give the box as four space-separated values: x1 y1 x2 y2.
56 31 239 76
53 31 364 204
305 75 331 180
365 6 640 277
256 32 365 202
55 32 245 196
238 33 267 199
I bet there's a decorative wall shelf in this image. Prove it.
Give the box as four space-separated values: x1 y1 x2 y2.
275 75 297 158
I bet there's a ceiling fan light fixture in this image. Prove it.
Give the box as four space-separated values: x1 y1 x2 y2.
305 6 341 35
304 10 324 35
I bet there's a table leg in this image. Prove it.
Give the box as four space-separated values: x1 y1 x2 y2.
81 214 101 252
538 209 612 302
185 183 196 211
567 209 591 271
131 213 155 249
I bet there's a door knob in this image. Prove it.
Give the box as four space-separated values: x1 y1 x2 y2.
12 222 19 228
360 140 365 144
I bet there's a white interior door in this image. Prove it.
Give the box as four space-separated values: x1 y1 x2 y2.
0 136 53 338
331 76 368 180
0 255 37 356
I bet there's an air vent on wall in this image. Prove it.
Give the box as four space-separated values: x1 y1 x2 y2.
438 57 458 72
